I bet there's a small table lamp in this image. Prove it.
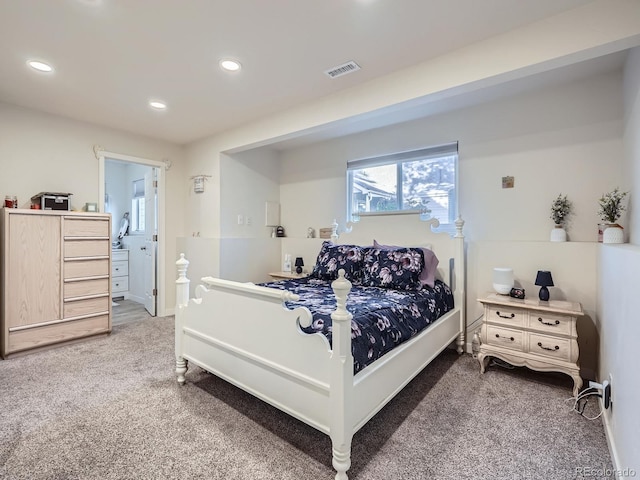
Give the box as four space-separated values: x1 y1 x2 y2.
535 270 554 301
295 257 304 274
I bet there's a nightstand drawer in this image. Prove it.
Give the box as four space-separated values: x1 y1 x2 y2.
528 333 571 362
485 325 523 351
486 306 525 328
528 313 573 336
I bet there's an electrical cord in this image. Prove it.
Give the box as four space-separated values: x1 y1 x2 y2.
567 387 604 420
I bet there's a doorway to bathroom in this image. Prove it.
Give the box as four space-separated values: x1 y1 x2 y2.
97 150 167 319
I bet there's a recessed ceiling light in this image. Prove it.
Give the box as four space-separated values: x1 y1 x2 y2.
28 60 53 73
219 59 241 72
149 100 167 110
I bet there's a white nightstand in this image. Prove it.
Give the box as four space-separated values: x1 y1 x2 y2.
268 271 307 280
477 293 584 396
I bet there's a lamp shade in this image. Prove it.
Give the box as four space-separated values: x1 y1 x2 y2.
535 270 554 301
535 271 554 287
492 267 514 295
294 257 304 267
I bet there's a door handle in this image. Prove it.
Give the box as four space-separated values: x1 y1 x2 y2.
140 246 147 251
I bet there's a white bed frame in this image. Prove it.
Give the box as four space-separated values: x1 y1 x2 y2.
175 215 465 480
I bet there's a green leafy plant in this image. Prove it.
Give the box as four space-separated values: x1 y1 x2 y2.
550 194 572 226
598 187 628 223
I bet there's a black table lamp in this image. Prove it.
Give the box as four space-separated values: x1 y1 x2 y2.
535 270 554 301
295 257 304 274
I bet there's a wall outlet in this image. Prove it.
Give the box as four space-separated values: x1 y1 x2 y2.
237 214 244 225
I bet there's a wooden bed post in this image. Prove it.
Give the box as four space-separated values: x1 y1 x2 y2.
329 269 353 480
175 254 190 384
454 216 466 354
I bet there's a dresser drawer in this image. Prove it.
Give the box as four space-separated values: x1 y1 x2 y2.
112 250 128 262
64 218 109 237
64 239 110 258
8 315 110 354
112 261 129 277
64 278 109 298
112 277 129 293
64 296 110 319
527 312 573 336
64 259 110 279
528 333 571 362
485 325 524 351
486 306 525 328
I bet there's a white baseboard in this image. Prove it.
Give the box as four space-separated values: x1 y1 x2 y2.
600 406 622 478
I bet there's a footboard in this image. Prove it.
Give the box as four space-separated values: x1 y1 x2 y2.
176 255 346 435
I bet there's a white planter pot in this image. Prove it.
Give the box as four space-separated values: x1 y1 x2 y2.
602 224 624 244
550 226 567 242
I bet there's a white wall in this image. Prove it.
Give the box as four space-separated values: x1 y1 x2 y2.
277 71 623 378
596 46 640 475
0 103 186 314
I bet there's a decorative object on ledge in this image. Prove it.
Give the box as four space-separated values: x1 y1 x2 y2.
276 226 286 237
509 287 525 299
306 227 315 238
535 270 554 301
598 187 628 244
550 193 571 242
319 227 333 239
295 257 304 274
492 267 514 295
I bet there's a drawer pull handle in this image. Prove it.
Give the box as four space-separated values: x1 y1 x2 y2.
537 342 559 351
495 334 515 341
538 318 560 326
496 311 515 319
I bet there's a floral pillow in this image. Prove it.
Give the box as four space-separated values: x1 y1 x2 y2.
361 247 424 291
373 240 439 288
310 241 364 282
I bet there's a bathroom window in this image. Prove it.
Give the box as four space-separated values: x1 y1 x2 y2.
131 178 145 232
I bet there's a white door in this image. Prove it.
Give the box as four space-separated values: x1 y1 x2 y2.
143 169 157 316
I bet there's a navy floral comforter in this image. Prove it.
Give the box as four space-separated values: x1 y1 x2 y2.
260 277 454 374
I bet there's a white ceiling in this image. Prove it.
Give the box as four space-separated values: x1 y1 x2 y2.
0 0 599 145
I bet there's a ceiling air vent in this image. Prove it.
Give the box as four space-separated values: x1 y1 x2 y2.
324 61 361 79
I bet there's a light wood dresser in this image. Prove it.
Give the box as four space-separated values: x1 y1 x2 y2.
477 293 584 396
1 208 112 358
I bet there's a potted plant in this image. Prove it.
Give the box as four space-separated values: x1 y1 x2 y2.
550 194 572 242
598 187 628 244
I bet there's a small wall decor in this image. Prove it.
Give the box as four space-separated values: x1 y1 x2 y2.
307 227 315 238
502 176 514 188
190 175 211 194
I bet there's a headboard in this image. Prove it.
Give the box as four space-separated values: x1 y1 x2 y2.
336 214 465 294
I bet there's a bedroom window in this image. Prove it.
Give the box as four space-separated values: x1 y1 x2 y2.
347 142 458 228
130 178 145 233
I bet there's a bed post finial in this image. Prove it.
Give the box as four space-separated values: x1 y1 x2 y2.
454 215 465 238
331 219 339 243
176 253 190 307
